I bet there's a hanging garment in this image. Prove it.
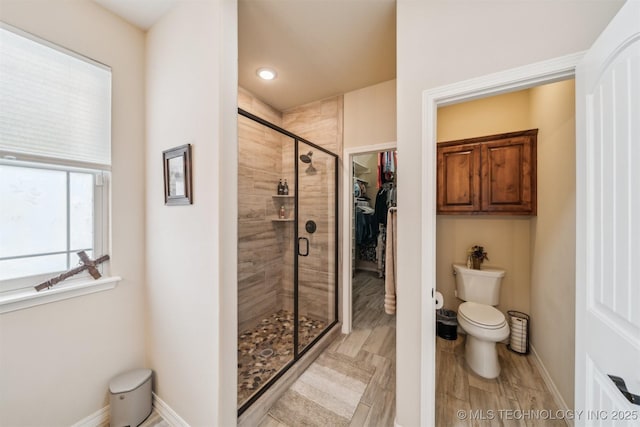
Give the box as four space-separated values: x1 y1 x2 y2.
375 188 388 225
356 210 377 245
377 152 383 188
376 224 386 277
384 209 397 315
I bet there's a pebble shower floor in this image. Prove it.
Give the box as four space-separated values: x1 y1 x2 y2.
237 309 327 407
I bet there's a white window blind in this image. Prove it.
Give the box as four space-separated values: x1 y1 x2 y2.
0 24 112 168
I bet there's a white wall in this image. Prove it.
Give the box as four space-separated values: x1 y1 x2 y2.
145 0 237 425
529 79 576 407
0 1 146 425
396 1 623 424
344 79 397 148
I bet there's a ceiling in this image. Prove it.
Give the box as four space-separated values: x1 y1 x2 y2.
94 0 396 111
93 0 177 30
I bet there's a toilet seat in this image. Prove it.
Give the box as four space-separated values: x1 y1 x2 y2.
458 302 506 329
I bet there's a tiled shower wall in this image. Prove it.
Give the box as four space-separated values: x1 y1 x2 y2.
283 97 342 325
238 87 342 331
238 88 291 332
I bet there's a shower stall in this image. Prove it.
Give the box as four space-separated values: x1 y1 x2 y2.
237 109 338 414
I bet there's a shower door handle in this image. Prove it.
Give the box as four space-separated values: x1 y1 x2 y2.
298 237 309 257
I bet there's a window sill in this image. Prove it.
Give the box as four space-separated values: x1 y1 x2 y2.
0 276 121 314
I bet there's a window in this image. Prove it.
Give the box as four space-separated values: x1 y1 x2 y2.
0 23 111 293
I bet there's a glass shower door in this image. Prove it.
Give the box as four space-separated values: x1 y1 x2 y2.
295 140 338 354
237 114 295 411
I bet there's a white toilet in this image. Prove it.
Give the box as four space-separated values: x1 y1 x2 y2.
453 263 509 379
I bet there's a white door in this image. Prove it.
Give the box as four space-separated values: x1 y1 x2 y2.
575 1 640 425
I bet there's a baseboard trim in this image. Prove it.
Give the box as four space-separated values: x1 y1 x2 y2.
153 392 190 427
71 405 109 427
529 345 573 427
72 393 189 427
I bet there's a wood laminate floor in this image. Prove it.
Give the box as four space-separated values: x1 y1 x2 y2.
436 336 565 427
105 276 563 427
259 270 396 427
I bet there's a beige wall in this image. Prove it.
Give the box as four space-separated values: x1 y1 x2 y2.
436 217 532 315
353 153 379 195
437 90 531 142
435 79 577 409
145 1 237 425
0 1 146 425
344 79 397 148
436 90 532 318
529 79 576 407
396 1 623 423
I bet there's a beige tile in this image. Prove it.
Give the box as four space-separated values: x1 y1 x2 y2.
438 351 470 402
361 325 394 358
314 352 375 385
355 350 394 391
269 389 350 427
258 414 290 427
291 364 366 420
362 387 395 427
436 336 563 427
238 87 283 126
336 327 372 358
438 335 466 355
515 386 564 427
348 403 371 427
468 370 501 395
497 345 547 392
283 95 343 157
468 386 524 427
436 393 472 427
259 272 394 426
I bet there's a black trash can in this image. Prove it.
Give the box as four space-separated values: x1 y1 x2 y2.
437 308 458 340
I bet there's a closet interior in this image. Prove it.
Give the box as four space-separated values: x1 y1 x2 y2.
352 151 397 278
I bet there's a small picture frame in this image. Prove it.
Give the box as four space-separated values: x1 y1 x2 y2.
163 144 192 205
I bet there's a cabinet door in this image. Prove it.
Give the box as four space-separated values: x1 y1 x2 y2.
480 135 536 214
437 143 481 213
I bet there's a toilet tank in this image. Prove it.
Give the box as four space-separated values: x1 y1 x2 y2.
452 264 505 305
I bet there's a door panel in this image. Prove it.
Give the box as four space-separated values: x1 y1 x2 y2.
437 143 481 212
480 136 535 213
296 140 337 354
576 1 640 421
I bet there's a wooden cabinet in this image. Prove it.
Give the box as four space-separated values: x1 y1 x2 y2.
437 143 481 213
437 129 537 215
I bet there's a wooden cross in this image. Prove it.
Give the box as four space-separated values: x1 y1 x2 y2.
34 251 110 292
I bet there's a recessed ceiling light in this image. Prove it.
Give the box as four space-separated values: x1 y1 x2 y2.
257 67 277 81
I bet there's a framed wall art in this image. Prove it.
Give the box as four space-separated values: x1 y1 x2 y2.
163 144 192 205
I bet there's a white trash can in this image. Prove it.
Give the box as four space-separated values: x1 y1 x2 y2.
109 368 152 427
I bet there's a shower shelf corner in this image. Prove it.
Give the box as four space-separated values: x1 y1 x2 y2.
272 195 295 199
271 218 294 222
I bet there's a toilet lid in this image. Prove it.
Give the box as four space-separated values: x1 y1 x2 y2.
458 302 506 328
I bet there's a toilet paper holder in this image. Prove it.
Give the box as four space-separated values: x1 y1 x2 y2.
434 291 444 310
